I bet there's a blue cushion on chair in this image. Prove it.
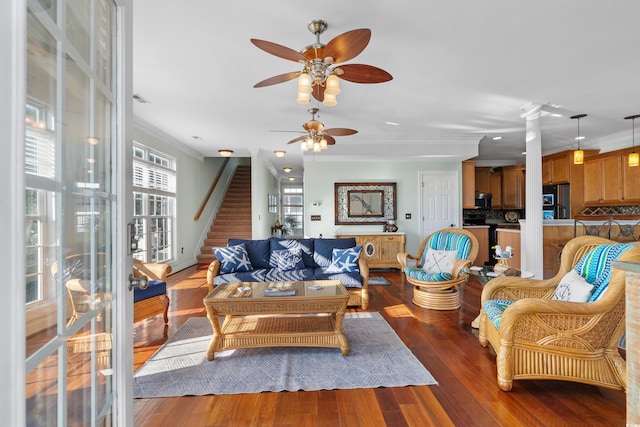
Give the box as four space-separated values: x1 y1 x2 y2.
573 243 635 301
404 267 453 282
421 232 471 266
483 299 514 329
134 280 166 303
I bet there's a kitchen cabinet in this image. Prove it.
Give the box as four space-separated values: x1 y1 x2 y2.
496 229 521 270
335 233 406 269
501 165 525 209
490 170 502 209
475 167 491 194
463 226 489 266
542 154 571 185
462 160 476 209
584 155 623 205
623 157 640 203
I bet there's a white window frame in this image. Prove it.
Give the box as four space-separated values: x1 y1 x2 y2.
132 142 176 263
281 184 304 237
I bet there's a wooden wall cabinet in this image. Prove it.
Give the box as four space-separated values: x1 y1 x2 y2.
542 154 571 185
475 167 491 194
501 165 525 209
584 155 624 205
336 233 406 269
490 170 502 209
462 160 476 209
624 159 640 203
463 226 489 266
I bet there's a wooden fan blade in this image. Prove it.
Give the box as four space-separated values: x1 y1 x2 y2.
311 85 325 102
250 39 307 63
254 71 300 88
324 128 358 136
323 29 371 64
324 135 336 145
286 135 307 144
338 64 393 83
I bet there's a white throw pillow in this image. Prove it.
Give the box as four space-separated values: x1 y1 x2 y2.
552 269 594 302
422 248 458 274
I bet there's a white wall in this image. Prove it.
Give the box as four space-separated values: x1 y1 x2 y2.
251 150 280 239
303 160 461 252
133 121 225 271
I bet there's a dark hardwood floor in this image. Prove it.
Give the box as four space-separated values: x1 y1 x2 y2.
133 267 626 426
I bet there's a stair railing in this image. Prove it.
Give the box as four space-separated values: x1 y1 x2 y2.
194 158 230 221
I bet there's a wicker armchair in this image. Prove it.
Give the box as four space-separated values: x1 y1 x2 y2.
397 227 479 310
133 259 171 323
478 236 640 391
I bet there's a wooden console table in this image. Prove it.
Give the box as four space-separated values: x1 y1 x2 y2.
336 232 406 269
202 280 349 360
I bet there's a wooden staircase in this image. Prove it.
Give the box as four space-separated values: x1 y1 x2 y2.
196 165 252 268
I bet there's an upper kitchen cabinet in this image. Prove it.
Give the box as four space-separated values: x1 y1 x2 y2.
501 165 525 209
542 153 571 184
462 160 476 209
584 154 624 205
490 169 502 209
475 167 491 194
624 157 640 203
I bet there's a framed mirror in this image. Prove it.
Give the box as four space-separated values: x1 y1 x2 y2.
334 182 396 225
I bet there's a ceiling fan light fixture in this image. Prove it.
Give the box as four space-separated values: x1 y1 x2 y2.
274 150 286 157
300 142 308 152
305 137 314 149
218 149 233 157
322 93 337 106
319 138 328 150
313 141 321 152
325 74 341 96
297 73 312 104
625 115 640 167
571 114 587 164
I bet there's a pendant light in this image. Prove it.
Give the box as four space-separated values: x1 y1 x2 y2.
571 114 587 164
625 114 640 167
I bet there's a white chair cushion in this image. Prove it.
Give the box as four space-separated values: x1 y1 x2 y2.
422 248 458 274
552 269 594 302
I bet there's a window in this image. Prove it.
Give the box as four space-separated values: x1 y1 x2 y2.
133 143 176 262
282 185 304 237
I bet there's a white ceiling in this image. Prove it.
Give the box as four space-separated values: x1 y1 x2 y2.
132 0 640 181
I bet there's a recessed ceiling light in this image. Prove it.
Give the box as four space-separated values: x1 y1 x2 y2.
283 167 292 173
385 121 400 126
192 136 203 140
218 149 233 157
274 150 286 157
288 177 295 181
492 136 502 141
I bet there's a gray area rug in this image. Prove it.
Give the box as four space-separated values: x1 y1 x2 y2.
369 276 391 285
134 312 437 397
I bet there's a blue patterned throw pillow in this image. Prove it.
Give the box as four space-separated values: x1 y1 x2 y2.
326 245 362 273
212 243 253 273
269 248 305 271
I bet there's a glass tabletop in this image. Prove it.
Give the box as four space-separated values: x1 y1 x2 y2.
470 266 534 285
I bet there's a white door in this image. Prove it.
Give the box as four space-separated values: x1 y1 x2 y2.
1 0 133 425
420 171 460 239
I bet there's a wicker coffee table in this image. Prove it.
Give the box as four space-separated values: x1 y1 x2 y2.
202 280 350 360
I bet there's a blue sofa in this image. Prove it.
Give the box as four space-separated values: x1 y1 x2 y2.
206 237 369 309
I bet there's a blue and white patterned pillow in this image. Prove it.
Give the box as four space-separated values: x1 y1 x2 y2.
212 243 253 273
326 245 362 273
573 243 634 301
269 248 305 271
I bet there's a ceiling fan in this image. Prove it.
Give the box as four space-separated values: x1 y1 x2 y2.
279 107 358 152
251 20 392 106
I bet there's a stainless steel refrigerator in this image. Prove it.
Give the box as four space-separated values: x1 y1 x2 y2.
542 184 570 219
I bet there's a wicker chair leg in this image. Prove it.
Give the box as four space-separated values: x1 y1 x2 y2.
161 294 170 324
497 345 514 391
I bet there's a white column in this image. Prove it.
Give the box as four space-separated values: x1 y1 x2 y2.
520 105 544 279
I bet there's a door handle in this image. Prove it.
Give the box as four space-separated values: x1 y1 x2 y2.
128 273 148 291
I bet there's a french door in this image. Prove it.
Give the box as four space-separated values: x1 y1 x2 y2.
1 0 133 425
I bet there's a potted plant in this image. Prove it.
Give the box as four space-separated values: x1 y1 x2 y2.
282 216 299 235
